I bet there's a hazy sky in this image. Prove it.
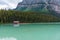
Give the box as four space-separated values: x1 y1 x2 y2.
0 0 23 9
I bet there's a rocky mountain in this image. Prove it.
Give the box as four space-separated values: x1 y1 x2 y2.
15 0 60 13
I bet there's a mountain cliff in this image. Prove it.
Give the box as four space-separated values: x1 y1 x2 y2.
15 0 60 13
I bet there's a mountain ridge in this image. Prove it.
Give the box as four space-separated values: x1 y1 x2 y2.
15 0 60 14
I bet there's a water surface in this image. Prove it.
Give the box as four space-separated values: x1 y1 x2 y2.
0 24 60 40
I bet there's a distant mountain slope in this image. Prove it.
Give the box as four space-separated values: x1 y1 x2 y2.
15 0 60 13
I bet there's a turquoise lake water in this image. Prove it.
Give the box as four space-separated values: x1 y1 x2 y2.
0 23 60 40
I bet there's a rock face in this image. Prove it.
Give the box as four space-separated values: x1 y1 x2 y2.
15 0 60 13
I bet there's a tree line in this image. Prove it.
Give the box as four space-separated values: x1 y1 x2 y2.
0 9 60 23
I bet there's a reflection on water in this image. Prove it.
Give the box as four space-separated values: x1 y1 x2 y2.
0 37 16 40
13 24 20 27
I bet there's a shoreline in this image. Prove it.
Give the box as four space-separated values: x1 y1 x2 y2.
0 22 60 25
